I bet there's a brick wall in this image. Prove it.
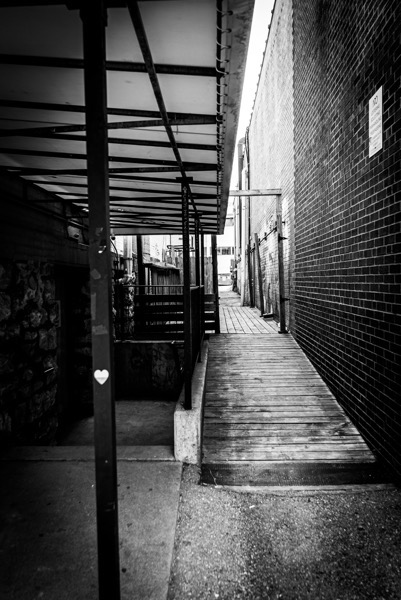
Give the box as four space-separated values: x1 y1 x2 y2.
293 0 401 473
247 0 295 329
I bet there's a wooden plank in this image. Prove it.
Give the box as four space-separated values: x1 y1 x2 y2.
204 416 351 424
205 394 336 401
203 427 361 437
206 403 340 410
204 409 348 417
203 311 375 470
223 309 236 334
206 375 326 381
206 378 328 396
204 434 363 443
205 387 334 394
204 440 370 449
203 450 376 462
204 422 357 432
230 308 253 333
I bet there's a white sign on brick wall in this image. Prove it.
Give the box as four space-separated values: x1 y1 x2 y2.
369 86 383 157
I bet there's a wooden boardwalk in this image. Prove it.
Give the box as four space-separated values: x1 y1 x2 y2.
202 290 382 486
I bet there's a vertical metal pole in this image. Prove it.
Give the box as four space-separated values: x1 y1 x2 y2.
137 235 146 293
81 4 121 599
276 194 287 334
200 231 205 355
247 240 254 307
195 218 200 287
211 234 220 334
181 182 192 409
240 199 246 305
200 233 205 288
254 233 264 317
195 219 202 361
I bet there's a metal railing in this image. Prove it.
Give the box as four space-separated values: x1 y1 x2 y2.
134 284 183 295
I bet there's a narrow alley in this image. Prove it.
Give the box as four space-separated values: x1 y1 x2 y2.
0 0 400 599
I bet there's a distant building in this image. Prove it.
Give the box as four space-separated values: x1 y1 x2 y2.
204 200 235 287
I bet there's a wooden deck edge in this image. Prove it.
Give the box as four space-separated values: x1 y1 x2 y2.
201 460 392 486
209 483 398 495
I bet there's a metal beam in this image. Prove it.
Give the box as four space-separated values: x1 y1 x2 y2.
108 203 214 212
80 2 120 599
25 175 217 187
113 223 184 233
0 98 216 123
0 116 216 138
33 195 215 207
229 189 282 196
0 130 215 152
36 181 215 198
4 164 216 175
57 195 215 203
0 147 215 169
0 53 216 77
105 175 217 186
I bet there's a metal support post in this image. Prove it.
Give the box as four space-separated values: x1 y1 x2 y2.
181 181 192 409
80 3 120 599
211 234 220 334
254 233 264 317
136 234 146 292
200 231 205 355
195 218 200 287
200 232 205 287
276 194 288 334
247 240 254 308
240 199 246 304
195 218 202 361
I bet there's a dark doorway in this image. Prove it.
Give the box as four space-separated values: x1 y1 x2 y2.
55 265 92 440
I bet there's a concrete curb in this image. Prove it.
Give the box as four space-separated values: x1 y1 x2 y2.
174 340 209 465
0 445 175 462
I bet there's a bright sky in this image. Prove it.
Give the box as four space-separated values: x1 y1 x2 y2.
230 0 275 188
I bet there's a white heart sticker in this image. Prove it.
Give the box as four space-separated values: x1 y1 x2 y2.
94 369 109 385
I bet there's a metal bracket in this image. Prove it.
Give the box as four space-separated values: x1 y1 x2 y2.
278 234 288 242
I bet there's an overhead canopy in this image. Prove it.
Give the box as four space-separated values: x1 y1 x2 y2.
0 0 254 235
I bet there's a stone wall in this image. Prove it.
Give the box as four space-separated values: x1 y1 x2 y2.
0 171 92 444
0 260 59 443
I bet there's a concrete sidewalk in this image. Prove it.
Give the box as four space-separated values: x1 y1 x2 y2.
2 450 400 600
0 446 182 600
169 465 401 600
